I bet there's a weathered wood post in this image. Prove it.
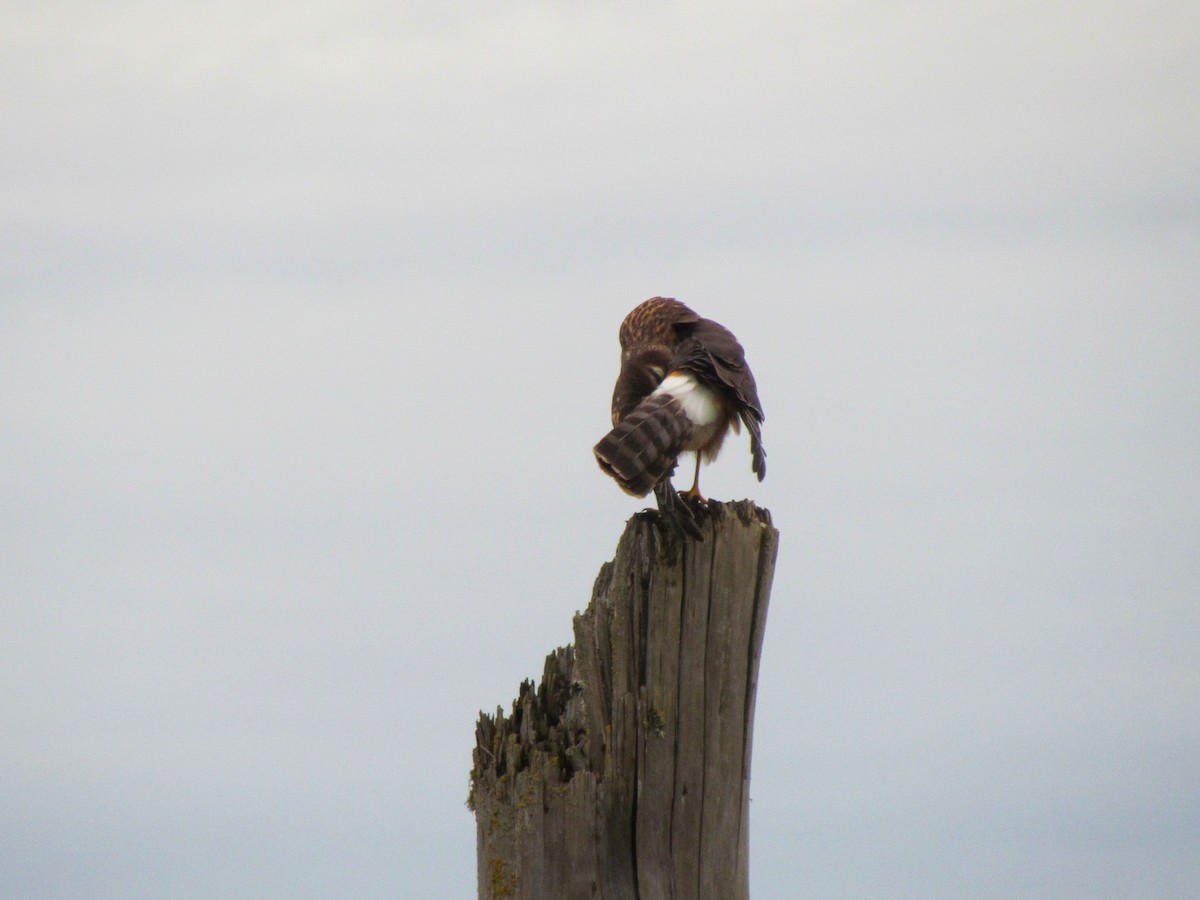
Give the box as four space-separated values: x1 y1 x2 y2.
469 500 778 899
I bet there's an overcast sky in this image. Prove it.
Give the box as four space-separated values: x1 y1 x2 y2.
3 2 1198 898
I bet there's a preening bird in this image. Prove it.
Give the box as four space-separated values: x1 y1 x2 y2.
593 297 765 538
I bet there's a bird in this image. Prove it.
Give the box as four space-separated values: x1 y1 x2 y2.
593 297 765 538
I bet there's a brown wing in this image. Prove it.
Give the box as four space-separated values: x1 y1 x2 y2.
670 317 767 481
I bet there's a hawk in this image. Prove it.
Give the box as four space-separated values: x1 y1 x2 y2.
593 297 766 538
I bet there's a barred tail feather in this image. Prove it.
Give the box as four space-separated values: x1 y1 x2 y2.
593 394 693 497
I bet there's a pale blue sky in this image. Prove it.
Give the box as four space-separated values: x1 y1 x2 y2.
3 2 1198 897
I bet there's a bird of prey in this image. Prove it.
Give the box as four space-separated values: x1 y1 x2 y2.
593 297 765 538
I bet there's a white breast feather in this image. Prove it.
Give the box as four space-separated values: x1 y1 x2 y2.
651 373 721 426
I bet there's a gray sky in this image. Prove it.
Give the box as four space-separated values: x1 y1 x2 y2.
3 2 1198 897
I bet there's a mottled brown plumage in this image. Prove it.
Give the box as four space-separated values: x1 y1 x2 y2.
594 297 765 538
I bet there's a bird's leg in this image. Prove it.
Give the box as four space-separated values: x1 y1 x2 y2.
680 453 706 503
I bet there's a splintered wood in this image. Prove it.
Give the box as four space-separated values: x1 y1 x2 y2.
470 501 779 900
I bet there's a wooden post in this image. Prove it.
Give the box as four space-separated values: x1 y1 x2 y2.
469 500 779 899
